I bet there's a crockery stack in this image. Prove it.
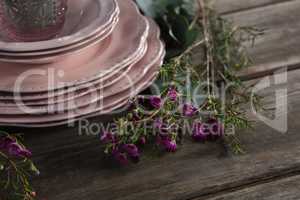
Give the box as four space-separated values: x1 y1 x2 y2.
0 0 165 127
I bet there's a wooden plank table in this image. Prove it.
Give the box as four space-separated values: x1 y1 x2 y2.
3 0 300 199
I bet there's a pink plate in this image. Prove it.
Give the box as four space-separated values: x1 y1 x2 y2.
0 15 119 64
0 64 162 128
0 19 164 116
0 43 148 114
0 0 118 52
0 42 148 107
0 0 149 93
0 42 146 101
0 9 119 58
0 42 165 124
0 42 145 102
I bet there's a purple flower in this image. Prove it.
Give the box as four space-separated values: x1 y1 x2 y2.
139 137 146 145
150 96 162 109
192 122 210 142
7 142 32 158
113 151 129 166
183 103 198 117
122 144 139 157
0 137 15 150
163 140 177 152
156 135 177 152
167 87 178 101
7 143 22 157
100 132 116 144
19 148 32 158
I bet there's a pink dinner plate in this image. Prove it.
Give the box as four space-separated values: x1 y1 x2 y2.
0 42 165 124
0 64 162 128
0 0 118 52
0 42 146 101
0 43 148 107
0 19 164 116
0 0 149 93
0 42 145 102
0 43 148 114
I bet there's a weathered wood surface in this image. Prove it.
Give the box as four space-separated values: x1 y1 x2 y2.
17 0 300 158
204 175 300 200
216 0 294 14
2 1 300 200
221 0 300 78
26 68 300 200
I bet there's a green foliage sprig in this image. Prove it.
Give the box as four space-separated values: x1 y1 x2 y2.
0 131 39 200
137 0 201 58
99 0 263 165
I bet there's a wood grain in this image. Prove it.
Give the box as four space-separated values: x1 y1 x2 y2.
215 0 295 14
25 68 300 200
202 175 300 200
221 0 300 78
2 1 300 200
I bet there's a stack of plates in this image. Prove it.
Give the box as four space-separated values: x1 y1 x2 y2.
0 0 165 127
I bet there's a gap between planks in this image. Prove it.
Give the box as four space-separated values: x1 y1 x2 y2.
222 0 300 79
198 174 300 200
216 0 297 15
4 1 300 199
189 165 300 200
29 69 300 200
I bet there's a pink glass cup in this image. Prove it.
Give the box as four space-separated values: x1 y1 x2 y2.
0 0 68 42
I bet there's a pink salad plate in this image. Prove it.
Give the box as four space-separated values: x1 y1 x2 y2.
0 43 165 125
0 43 145 102
0 10 120 59
3 73 161 128
0 6 120 56
0 43 147 101
0 0 149 93
0 43 147 114
0 21 163 115
0 45 143 106
0 0 118 52
0 16 119 64
0 65 162 128
0 19 161 107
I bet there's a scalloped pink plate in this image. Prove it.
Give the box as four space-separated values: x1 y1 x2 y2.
0 44 146 106
0 19 164 118
0 0 149 93
0 0 118 52
0 43 165 124
0 13 119 64
0 43 148 114
0 63 162 127
0 42 145 102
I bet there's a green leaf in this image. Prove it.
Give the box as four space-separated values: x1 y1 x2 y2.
29 162 40 175
168 14 189 43
136 0 187 18
184 26 200 47
136 0 156 17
